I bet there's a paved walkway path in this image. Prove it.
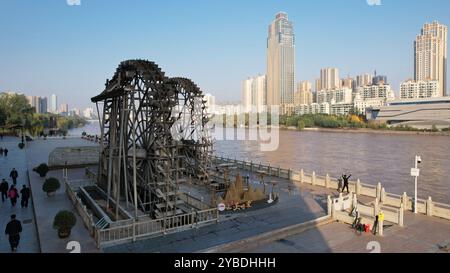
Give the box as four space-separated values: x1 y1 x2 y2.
26 138 99 253
0 136 40 253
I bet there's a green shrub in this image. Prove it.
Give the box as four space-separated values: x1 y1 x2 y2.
33 163 49 177
43 177 61 193
53 210 77 231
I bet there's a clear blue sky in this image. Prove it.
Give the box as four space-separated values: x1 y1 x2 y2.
1 0 449 110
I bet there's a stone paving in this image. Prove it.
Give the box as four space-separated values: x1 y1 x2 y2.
244 211 450 253
25 138 99 253
0 136 40 253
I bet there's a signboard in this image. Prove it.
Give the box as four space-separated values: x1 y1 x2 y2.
411 168 420 177
217 203 226 212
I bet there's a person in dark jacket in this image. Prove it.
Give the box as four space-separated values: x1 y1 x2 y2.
5 214 23 252
342 174 352 193
7 185 19 207
20 185 31 208
4 148 8 157
10 168 18 185
0 179 8 202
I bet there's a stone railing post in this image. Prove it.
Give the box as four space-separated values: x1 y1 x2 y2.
356 179 361 195
277 166 281 177
250 161 253 172
300 169 304 183
311 171 316 185
327 195 333 217
338 193 343 211
399 204 404 227
325 174 330 189
374 198 379 217
288 169 292 181
402 192 408 211
376 182 382 201
426 197 433 217
352 193 358 210
379 219 384 236
380 187 386 204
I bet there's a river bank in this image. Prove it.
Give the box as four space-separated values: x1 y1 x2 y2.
295 127 450 136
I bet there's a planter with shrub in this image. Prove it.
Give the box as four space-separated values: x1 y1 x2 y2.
33 163 49 177
43 177 61 196
53 210 77 238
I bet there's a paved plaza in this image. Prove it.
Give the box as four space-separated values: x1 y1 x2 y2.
25 138 99 253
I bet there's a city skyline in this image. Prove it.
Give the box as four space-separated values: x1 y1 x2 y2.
1 0 450 109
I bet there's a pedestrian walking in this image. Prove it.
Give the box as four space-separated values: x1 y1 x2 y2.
0 147 3 156
10 168 18 185
8 185 19 207
0 179 8 202
342 173 352 193
4 148 8 157
0 133 3 140
5 214 22 252
20 185 30 208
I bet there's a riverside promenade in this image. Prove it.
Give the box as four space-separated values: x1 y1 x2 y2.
0 136 39 253
2 136 450 253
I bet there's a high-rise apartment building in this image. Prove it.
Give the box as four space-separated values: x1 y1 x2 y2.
242 75 267 113
267 12 295 110
415 21 448 97
317 87 353 104
50 94 58 114
400 80 440 99
341 77 354 90
39 97 47 114
294 81 313 105
59 103 69 114
356 74 373 87
320 68 340 90
203 93 216 114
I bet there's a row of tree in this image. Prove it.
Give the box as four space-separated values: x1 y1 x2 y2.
0 93 87 136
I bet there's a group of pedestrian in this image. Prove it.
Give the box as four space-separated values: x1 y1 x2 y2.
337 173 352 193
0 147 9 157
0 179 29 208
1 165 28 252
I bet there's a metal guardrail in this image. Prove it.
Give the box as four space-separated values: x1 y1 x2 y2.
96 208 218 248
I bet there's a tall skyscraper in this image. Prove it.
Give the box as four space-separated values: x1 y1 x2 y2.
50 94 58 113
415 21 448 96
320 68 340 90
266 12 295 109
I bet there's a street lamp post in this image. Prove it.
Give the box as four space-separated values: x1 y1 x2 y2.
411 155 422 214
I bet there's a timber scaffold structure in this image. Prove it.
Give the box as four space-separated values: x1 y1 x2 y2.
91 59 213 221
